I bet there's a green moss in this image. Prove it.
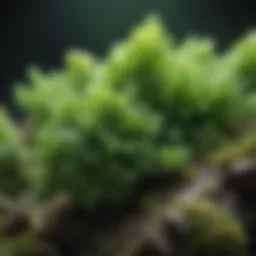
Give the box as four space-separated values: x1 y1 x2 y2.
0 13 253 209
184 200 247 256
209 133 256 167
10 231 38 256
64 49 97 90
0 229 39 256
0 109 27 196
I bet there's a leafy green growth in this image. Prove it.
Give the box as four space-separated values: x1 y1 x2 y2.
4 14 255 209
0 108 27 196
225 31 256 92
185 200 247 256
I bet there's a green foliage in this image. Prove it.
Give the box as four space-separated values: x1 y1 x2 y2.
65 49 97 90
1 14 254 209
226 31 256 92
185 200 247 256
0 109 27 195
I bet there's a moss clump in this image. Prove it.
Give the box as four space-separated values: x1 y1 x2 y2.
0 228 37 256
9 231 38 256
0 14 254 210
184 200 247 256
209 133 256 167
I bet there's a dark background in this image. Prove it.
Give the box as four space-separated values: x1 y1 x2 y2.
0 0 256 116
